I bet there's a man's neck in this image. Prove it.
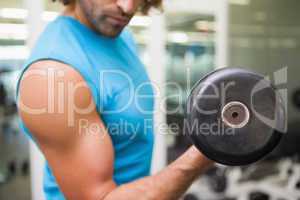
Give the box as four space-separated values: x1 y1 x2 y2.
62 4 95 31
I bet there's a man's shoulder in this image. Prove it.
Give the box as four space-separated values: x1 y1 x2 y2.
30 16 78 57
23 17 88 77
17 59 97 149
24 60 88 84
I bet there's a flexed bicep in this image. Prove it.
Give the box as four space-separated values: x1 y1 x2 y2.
17 60 117 200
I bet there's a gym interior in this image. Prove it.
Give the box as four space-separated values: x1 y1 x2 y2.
0 0 299 199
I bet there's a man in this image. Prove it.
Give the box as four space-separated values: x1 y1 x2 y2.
16 0 213 199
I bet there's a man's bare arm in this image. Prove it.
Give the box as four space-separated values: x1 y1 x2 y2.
17 60 213 200
105 146 212 200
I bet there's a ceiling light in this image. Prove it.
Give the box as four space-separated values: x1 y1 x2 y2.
0 8 27 19
129 16 151 27
168 32 189 43
194 20 215 32
0 8 59 22
0 24 27 40
0 46 29 60
230 0 250 5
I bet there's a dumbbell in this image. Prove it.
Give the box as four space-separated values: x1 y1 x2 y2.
184 68 286 166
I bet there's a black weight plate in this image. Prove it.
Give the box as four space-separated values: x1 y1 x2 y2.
184 68 286 166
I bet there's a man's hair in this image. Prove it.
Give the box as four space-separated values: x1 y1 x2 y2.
52 0 162 15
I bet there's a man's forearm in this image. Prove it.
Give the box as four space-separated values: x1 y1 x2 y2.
104 146 214 200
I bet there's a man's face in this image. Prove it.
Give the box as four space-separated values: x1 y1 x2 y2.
79 0 143 37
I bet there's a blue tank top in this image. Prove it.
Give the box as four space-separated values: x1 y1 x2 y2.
15 15 154 200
